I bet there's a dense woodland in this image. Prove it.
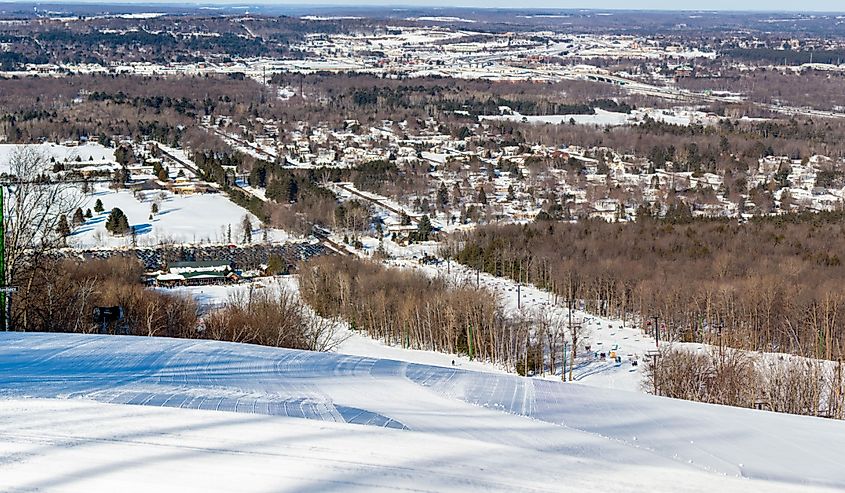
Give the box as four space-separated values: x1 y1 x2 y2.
0 74 266 144
299 256 540 371
17 258 197 337
452 213 845 361
646 346 844 419
677 69 845 112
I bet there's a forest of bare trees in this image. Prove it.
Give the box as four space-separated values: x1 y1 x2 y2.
298 255 547 371
18 257 197 336
19 257 344 352
453 214 845 362
202 285 347 352
645 346 845 419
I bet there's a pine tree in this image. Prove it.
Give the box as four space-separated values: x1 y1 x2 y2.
476 186 487 205
57 214 71 240
437 182 449 208
227 224 232 243
111 167 127 190
241 215 252 244
85 209 93 218
105 208 130 235
417 214 433 241
72 207 85 226
266 254 286 275
94 199 104 213
286 178 299 203
151 202 159 215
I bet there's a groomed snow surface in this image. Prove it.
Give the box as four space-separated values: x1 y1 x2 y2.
1 332 843 492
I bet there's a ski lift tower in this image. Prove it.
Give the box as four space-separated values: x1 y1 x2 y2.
645 348 661 395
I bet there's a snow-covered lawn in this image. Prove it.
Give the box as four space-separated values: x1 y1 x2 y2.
0 332 842 491
68 185 289 248
480 107 725 127
0 142 115 174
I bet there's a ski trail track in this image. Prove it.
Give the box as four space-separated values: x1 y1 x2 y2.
1 332 843 491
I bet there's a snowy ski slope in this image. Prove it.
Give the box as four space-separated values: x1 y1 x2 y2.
1 332 843 492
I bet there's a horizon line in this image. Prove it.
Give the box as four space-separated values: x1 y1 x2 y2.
2 1 844 15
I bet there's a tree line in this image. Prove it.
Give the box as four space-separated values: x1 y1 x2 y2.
451 214 845 361
298 255 537 371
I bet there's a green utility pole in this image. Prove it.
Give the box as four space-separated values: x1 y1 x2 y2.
0 186 5 331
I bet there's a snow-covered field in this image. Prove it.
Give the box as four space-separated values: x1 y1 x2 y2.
480 107 725 127
68 185 289 248
0 142 116 174
0 332 842 492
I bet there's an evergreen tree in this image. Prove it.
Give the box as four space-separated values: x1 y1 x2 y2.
416 214 433 241
94 199 104 213
241 215 252 243
85 208 93 219
400 211 412 226
227 224 232 243
56 214 71 240
105 208 130 235
266 254 286 275
437 182 449 208
72 207 85 226
151 202 159 215
476 186 487 205
111 167 127 190
286 178 299 203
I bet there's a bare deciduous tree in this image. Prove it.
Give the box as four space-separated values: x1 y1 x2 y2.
3 147 83 329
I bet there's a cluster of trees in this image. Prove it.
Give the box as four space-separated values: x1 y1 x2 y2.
452 214 845 361
327 76 624 115
0 74 265 145
193 150 342 236
202 286 346 352
298 256 535 370
16 258 197 336
645 346 845 419
105 208 130 235
723 48 845 66
267 72 622 130
677 69 845 113
16 257 345 353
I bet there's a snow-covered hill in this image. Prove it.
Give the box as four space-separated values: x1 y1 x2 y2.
0 332 842 492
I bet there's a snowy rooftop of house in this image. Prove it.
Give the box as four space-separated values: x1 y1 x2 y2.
168 260 231 274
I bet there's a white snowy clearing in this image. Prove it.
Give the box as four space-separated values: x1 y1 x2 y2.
480 107 726 127
0 143 116 173
1 332 843 492
68 185 289 248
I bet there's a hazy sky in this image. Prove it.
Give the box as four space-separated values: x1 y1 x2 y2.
31 0 845 12
202 1 843 12
342 1 834 9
